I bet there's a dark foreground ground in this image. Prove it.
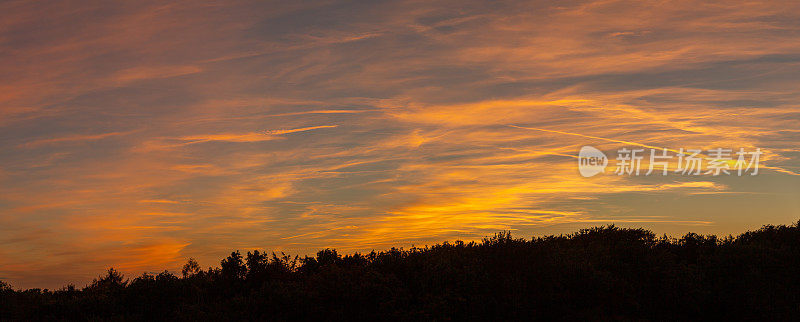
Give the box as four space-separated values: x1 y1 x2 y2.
3 222 800 320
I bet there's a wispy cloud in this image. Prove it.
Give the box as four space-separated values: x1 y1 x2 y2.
177 132 278 144
264 125 339 135
21 130 138 148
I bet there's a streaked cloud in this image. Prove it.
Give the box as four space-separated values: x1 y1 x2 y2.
21 131 138 148
264 125 339 135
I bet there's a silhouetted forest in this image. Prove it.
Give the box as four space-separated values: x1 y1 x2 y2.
3 222 800 320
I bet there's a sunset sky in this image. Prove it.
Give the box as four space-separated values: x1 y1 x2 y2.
2 0 799 289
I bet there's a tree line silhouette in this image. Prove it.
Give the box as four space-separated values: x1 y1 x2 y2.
3 221 800 320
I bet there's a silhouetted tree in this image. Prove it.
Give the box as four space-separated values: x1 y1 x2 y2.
181 258 202 278
89 268 127 290
220 251 246 280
